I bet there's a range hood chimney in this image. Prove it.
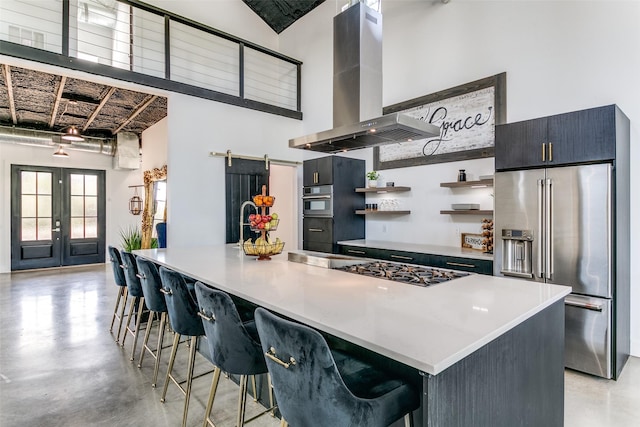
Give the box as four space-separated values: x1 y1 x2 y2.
289 2 439 153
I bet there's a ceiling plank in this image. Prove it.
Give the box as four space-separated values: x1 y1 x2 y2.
2 65 17 125
113 95 158 134
83 86 116 131
49 76 67 128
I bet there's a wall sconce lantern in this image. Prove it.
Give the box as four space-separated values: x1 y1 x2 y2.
129 185 143 215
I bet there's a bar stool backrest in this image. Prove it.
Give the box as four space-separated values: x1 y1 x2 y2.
255 307 375 426
158 266 204 337
194 282 266 375
121 252 143 298
136 258 167 313
108 246 126 287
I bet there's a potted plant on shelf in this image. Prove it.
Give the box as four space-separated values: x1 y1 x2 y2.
366 171 380 188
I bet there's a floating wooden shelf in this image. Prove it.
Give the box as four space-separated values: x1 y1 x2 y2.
355 186 411 193
440 179 493 188
440 210 493 215
355 210 411 215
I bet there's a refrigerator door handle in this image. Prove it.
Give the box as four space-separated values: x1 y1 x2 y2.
565 297 604 312
537 179 544 278
545 178 552 280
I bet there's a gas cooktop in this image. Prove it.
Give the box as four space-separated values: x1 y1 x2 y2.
333 261 469 287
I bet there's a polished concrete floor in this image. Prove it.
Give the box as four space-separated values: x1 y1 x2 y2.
0 264 639 426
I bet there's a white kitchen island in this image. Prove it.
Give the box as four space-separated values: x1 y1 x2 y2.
135 245 570 427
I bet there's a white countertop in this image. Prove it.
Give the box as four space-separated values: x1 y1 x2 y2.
135 245 569 375
338 239 494 261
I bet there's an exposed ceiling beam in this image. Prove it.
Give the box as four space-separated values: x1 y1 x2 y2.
113 95 157 134
83 86 116 131
49 76 67 128
2 65 17 125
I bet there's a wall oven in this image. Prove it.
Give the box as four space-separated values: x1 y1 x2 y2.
303 185 333 217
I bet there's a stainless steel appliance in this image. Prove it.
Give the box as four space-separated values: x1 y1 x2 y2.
289 2 439 153
302 185 333 217
494 164 621 378
334 261 469 287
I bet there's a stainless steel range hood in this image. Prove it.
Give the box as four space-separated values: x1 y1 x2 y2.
289 2 439 153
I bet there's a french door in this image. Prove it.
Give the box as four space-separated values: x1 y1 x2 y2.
11 165 106 271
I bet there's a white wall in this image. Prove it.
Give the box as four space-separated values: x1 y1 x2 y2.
141 117 168 172
165 93 303 248
280 1 640 355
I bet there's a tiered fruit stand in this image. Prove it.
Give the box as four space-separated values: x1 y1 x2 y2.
241 185 285 260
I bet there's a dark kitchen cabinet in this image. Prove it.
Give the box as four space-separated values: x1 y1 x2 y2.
303 157 335 186
303 156 365 253
495 105 619 171
303 156 365 186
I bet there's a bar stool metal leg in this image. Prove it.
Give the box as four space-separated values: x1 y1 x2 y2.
251 375 258 402
137 311 156 367
404 413 414 427
203 367 222 427
130 296 146 361
182 336 199 427
161 332 181 403
110 286 126 334
114 287 128 343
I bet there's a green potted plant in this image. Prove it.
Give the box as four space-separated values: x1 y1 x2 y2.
366 171 380 188
119 225 158 252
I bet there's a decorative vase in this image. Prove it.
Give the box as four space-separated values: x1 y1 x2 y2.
368 180 378 188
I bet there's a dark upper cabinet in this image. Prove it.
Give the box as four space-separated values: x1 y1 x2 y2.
495 105 618 171
303 157 335 186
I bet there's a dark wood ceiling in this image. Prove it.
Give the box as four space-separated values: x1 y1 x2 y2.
0 64 167 139
243 0 325 33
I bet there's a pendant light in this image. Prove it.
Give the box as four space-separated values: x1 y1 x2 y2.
129 185 143 215
52 145 69 157
61 125 84 142
61 100 85 142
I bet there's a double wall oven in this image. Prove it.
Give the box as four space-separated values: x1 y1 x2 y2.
302 185 333 217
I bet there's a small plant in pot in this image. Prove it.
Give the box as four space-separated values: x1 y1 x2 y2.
119 225 158 252
366 171 380 188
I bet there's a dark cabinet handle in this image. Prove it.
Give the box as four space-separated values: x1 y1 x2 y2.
548 142 553 161
542 143 546 161
390 254 413 261
446 261 475 269
308 228 324 232
347 249 365 254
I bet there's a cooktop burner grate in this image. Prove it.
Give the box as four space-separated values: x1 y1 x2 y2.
334 261 469 287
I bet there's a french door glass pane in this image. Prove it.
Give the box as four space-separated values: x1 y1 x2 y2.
85 217 98 238
22 195 37 217
85 175 97 196
22 219 37 241
38 218 52 240
37 172 52 194
71 196 84 216
38 195 52 216
85 196 98 216
21 171 36 194
70 174 84 195
71 218 84 239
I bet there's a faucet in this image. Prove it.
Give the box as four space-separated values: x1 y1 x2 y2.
238 200 257 246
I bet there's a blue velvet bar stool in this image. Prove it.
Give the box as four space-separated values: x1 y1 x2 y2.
135 257 169 387
108 246 128 343
120 251 147 362
194 282 276 427
158 266 208 427
254 308 419 427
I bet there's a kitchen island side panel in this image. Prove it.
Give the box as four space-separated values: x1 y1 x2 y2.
423 299 564 427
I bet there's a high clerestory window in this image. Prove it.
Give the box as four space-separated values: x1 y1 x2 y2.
0 0 302 118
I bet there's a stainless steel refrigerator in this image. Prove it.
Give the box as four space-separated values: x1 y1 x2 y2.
494 164 629 379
